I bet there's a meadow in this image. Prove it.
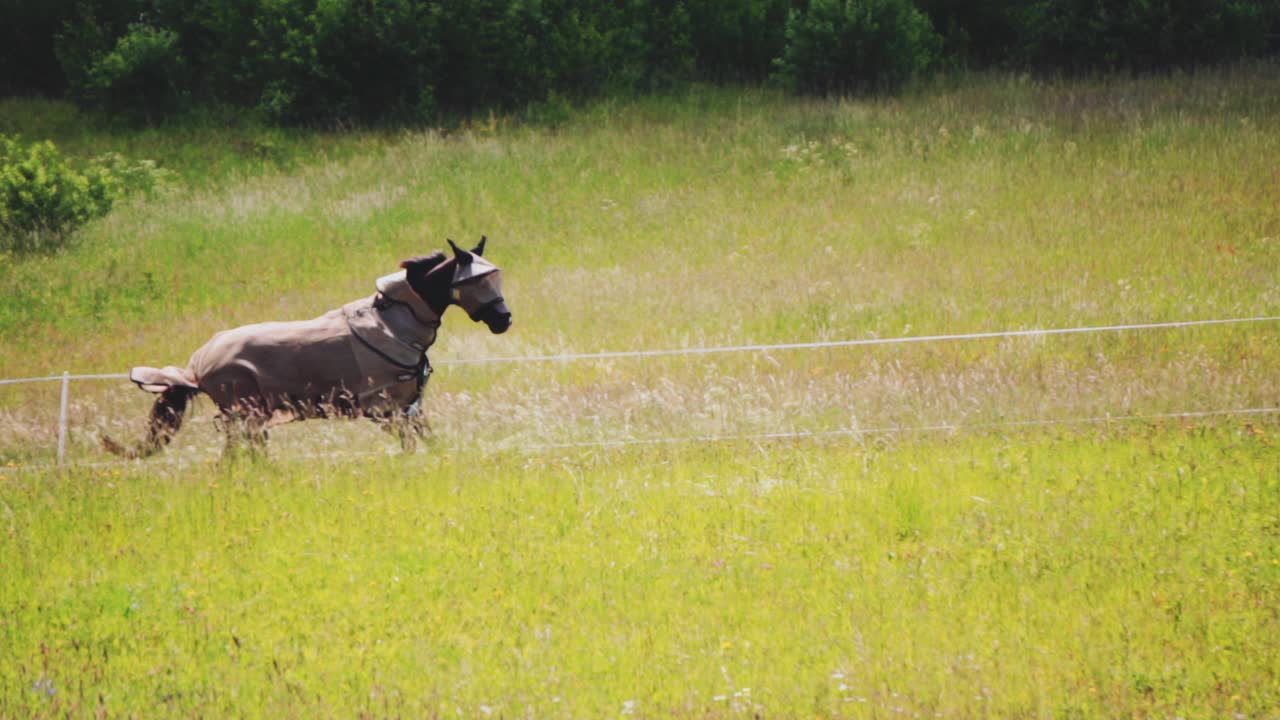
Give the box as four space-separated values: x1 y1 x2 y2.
2 64 1279 717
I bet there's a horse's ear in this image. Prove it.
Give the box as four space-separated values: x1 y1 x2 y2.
472 235 487 256
448 238 473 265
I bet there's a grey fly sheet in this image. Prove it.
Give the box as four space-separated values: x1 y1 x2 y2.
103 238 511 458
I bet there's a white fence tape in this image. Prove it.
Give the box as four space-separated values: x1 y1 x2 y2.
434 315 1280 365
2 315 1278 384
2 314 1278 465
0 372 128 386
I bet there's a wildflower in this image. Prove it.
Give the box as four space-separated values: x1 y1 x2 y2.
32 677 55 697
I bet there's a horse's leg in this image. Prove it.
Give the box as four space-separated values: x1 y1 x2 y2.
396 388 432 452
102 385 197 458
216 409 243 460
245 413 270 458
218 402 270 462
360 406 422 453
394 413 427 453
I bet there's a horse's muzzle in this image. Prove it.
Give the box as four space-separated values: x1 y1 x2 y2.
478 302 512 334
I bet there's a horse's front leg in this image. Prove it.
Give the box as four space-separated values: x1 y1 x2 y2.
373 409 426 453
364 388 431 453
395 411 432 453
361 409 424 452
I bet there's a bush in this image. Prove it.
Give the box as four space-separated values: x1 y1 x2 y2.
913 0 1023 68
775 0 940 95
1015 0 1276 71
247 0 438 123
85 23 189 123
29 0 1278 125
0 136 166 254
686 0 794 82
0 0 80 97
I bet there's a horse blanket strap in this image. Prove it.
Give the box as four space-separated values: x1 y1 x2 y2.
404 355 432 415
418 355 433 390
342 294 439 369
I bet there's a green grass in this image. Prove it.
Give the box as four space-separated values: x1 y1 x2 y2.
2 64 1279 716
3 66 1279 375
2 427 1277 717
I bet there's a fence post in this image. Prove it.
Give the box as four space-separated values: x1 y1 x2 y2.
58 371 70 465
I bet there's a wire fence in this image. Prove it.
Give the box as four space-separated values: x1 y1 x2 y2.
3 315 1278 385
3 405 1277 476
3 314 1278 466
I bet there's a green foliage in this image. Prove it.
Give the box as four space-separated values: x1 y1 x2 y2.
912 0 1024 68
1014 0 1276 71
84 23 189 123
0 0 80 96
686 0 794 81
11 0 1280 126
0 136 117 252
13 0 1280 124
0 135 166 253
53 0 149 107
247 0 436 123
775 0 940 94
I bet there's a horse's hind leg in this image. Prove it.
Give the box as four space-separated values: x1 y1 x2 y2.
218 406 270 462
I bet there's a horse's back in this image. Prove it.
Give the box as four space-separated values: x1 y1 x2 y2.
190 311 363 406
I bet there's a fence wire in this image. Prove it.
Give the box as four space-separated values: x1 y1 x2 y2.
2 314 1277 468
2 315 1278 384
2 406 1277 475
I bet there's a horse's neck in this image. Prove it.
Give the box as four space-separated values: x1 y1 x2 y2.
379 301 439 350
416 258 455 317
376 271 442 327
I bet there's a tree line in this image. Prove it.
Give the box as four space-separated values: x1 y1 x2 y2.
3 0 1277 125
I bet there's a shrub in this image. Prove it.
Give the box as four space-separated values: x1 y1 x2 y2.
775 0 940 95
0 136 166 254
0 0 79 96
58 10 191 125
912 0 1023 68
84 23 189 123
1015 0 1276 71
248 0 438 123
686 0 794 82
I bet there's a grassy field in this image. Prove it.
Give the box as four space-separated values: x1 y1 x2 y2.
2 429 1278 718
2 63 1279 716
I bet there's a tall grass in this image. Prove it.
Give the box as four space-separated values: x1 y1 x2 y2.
2 428 1277 717
3 65 1279 369
3 65 1279 463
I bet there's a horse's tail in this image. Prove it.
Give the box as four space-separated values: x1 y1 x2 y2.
102 367 200 459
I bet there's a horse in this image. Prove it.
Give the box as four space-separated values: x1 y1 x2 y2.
102 237 511 458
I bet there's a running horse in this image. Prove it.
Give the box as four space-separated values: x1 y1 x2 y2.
103 237 511 457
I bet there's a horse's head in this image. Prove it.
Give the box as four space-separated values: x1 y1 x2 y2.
403 237 512 334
